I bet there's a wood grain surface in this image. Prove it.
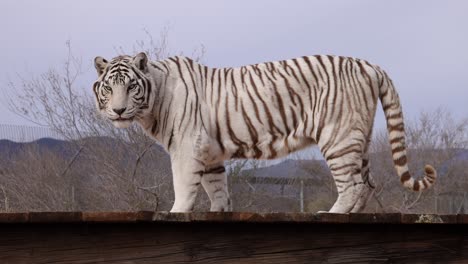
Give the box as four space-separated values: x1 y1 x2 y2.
0 220 466 263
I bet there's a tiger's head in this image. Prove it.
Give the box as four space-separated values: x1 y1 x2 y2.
92 52 152 128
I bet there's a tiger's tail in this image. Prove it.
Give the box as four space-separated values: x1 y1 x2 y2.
378 70 436 191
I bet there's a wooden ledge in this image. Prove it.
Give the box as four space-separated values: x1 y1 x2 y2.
0 212 466 224
0 212 466 263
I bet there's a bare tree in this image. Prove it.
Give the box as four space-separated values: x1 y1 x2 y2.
369 108 468 214
2 30 204 212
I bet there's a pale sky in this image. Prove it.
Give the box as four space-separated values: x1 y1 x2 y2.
1 0 467 130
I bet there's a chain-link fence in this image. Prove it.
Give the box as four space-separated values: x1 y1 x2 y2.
0 124 64 142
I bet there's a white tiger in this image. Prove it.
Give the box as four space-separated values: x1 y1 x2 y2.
92 52 436 213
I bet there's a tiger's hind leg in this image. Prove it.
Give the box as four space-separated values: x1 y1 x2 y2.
350 152 375 213
201 163 231 212
320 137 367 213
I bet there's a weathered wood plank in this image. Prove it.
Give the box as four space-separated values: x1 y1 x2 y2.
0 222 466 263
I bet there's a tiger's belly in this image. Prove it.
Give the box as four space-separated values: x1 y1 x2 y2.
212 106 317 160
222 129 316 160
194 127 315 164
246 134 315 159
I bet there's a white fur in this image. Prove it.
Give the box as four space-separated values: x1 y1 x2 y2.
92 53 435 213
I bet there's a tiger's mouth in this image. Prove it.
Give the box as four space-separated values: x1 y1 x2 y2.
113 117 134 122
111 117 134 128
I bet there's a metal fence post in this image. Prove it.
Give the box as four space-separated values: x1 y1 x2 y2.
300 180 304 213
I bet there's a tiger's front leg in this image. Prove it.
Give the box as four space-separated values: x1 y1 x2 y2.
170 159 203 212
169 158 230 212
201 163 231 212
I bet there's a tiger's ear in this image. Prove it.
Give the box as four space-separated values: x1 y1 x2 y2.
133 52 148 73
94 56 108 76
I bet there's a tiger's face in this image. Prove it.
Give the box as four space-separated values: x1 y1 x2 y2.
92 53 150 128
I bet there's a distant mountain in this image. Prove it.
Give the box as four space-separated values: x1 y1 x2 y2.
433 148 468 175
0 137 167 164
453 148 468 161
240 159 329 181
238 148 468 181
1 137 467 180
0 138 76 161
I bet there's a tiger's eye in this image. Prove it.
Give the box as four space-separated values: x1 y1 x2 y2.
128 84 138 91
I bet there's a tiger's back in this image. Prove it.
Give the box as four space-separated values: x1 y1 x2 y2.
196 55 382 161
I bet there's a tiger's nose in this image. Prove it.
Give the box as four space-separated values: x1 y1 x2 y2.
113 107 126 115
